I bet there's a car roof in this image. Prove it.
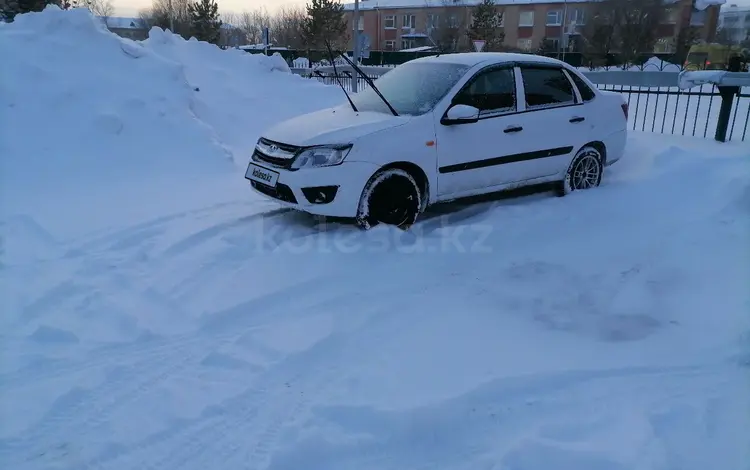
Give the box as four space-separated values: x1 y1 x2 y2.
411 52 568 68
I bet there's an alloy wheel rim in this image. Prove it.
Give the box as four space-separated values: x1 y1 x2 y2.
572 153 601 190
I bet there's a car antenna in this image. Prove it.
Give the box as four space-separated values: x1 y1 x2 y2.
325 41 358 113
334 46 399 117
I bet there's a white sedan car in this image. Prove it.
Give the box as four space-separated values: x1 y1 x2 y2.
245 52 628 229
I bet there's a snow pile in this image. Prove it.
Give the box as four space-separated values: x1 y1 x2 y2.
629 57 682 72
141 28 342 154
0 6 343 236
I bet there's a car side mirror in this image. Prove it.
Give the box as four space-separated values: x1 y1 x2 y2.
441 104 480 125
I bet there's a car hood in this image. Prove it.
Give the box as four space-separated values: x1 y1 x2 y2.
262 106 411 147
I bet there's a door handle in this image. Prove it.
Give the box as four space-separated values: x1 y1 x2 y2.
504 125 523 133
569 116 585 123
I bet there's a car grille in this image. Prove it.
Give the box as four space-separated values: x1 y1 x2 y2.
258 138 299 153
253 138 301 169
251 180 298 204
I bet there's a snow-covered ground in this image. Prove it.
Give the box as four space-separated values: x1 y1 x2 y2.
2 7 750 470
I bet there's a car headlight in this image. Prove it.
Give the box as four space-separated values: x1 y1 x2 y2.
291 145 352 169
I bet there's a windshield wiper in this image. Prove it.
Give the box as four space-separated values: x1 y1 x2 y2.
324 41 358 113
333 46 399 117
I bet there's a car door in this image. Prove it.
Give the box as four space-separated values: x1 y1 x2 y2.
434 64 540 198
511 64 595 179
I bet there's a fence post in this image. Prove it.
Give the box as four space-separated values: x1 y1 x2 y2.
714 57 742 143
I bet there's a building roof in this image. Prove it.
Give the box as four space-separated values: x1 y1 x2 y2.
101 16 142 30
342 0 726 11
411 51 566 66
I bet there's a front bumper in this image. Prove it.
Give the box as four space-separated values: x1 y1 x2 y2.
245 159 380 218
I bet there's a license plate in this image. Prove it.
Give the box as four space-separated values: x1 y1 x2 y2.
245 163 279 187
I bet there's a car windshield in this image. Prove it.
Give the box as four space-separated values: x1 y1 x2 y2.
349 62 470 116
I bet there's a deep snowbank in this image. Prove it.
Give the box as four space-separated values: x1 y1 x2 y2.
1 133 748 470
0 6 343 237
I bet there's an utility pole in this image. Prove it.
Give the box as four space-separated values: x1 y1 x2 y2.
352 0 361 92
169 0 174 32
560 0 567 61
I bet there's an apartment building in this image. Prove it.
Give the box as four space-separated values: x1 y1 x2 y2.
719 3 750 44
343 0 723 53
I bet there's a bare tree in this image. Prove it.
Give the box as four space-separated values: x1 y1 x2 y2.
426 0 470 53
219 11 246 47
271 4 306 49
81 0 113 18
239 7 271 44
581 0 666 67
142 0 192 38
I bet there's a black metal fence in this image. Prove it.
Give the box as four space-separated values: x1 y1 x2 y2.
300 70 749 143
596 84 749 142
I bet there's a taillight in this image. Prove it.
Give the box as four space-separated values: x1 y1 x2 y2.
621 102 629 119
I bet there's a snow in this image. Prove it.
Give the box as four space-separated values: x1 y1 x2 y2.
678 70 732 89
0 5 343 239
2 6 750 470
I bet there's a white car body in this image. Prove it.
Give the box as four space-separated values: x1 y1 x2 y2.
244 52 628 219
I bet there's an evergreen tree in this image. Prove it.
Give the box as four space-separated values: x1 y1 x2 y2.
188 0 221 44
467 0 504 51
300 0 347 50
2 0 72 22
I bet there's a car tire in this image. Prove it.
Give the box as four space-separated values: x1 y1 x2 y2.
356 168 421 230
557 145 604 197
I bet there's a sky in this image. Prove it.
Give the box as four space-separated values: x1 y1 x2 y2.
111 0 310 17
111 0 750 19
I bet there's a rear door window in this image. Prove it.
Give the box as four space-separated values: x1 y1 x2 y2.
519 66 576 109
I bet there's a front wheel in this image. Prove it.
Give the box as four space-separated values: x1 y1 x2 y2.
356 168 421 230
557 145 604 196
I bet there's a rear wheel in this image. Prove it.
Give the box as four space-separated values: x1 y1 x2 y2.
356 168 421 230
557 145 603 196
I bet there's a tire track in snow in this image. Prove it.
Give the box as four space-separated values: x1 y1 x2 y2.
159 208 292 259
86 293 401 470
165 294 413 470
1 275 339 393
65 200 263 256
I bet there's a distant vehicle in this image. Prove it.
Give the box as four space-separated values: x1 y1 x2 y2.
685 43 749 71
244 52 629 230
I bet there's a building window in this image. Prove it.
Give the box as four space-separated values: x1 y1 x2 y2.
517 38 532 50
385 40 396 50
353 16 364 30
384 15 396 29
519 11 534 27
542 37 560 51
427 14 440 28
546 10 562 26
401 38 415 50
448 13 459 28
496 12 504 27
570 8 586 25
402 14 416 29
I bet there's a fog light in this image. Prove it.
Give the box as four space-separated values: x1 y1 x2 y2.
302 185 338 204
